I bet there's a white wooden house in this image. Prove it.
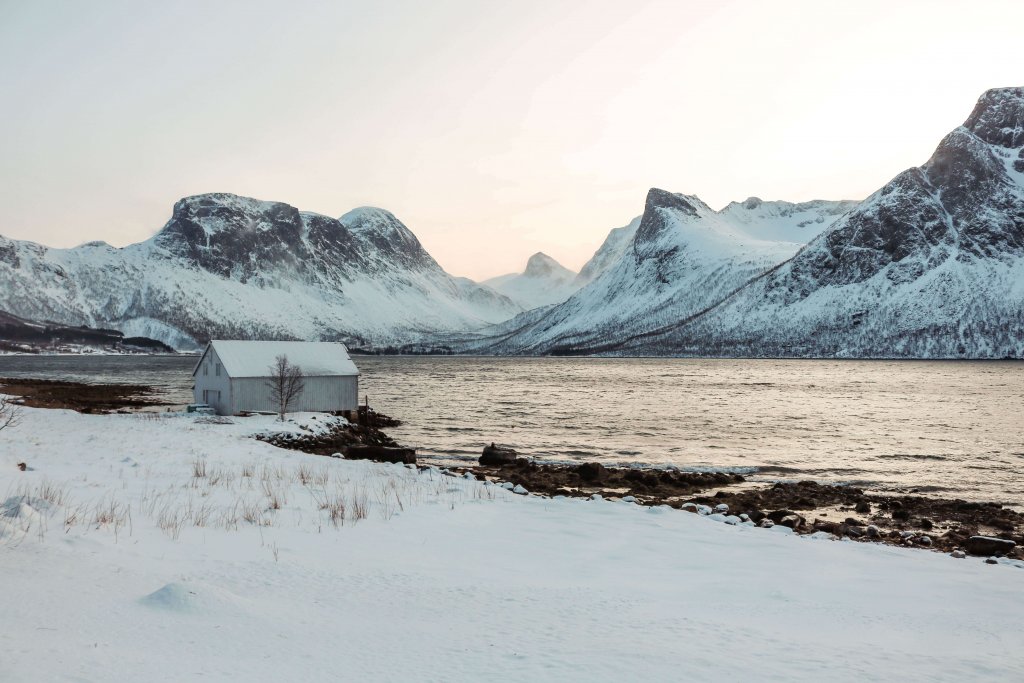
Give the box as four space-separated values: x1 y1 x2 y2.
192 340 359 416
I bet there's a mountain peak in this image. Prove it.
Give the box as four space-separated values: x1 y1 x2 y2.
153 193 306 270
339 206 437 271
172 193 290 218
481 251 577 310
523 252 570 278
635 188 713 247
644 188 704 216
963 86 1024 148
339 206 400 229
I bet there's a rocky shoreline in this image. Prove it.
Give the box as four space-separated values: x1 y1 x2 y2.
264 428 1023 561
464 457 1023 560
3 383 1018 562
255 407 416 464
0 377 169 413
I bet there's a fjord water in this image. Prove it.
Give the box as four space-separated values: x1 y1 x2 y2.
1 355 1021 504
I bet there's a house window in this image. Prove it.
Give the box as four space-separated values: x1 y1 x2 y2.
203 362 208 376
215 363 221 377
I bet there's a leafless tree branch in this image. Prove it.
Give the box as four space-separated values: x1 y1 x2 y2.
0 395 21 433
265 354 305 420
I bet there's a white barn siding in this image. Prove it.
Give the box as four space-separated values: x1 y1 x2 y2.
191 340 360 416
193 346 232 415
230 375 359 414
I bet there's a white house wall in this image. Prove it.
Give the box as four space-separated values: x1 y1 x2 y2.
193 346 232 415
230 375 359 414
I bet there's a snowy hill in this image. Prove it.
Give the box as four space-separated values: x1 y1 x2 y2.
630 86 1024 358
482 252 579 310
0 194 522 350
460 190 853 354
4 405 1024 681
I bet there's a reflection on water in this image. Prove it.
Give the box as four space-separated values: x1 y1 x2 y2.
1 354 1021 503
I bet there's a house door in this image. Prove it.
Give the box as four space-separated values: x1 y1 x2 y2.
203 390 220 406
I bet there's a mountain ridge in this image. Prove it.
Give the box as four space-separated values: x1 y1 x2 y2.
0 194 523 350
607 87 1024 358
457 189 856 354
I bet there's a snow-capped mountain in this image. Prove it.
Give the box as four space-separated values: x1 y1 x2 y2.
482 252 579 310
628 86 1024 358
573 216 641 287
460 190 855 354
0 194 521 350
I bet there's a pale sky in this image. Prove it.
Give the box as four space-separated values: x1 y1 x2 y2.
1 0 1022 280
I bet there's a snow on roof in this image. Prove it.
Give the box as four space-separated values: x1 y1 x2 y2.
195 340 359 378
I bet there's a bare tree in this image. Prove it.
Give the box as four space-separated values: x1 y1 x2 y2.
266 354 305 420
0 396 21 434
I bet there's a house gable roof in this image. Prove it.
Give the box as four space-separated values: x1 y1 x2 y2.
193 340 359 378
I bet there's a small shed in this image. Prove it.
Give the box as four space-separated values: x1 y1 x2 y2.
192 340 359 416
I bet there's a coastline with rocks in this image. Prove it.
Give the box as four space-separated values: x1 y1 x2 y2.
250 422 1024 562
465 450 1023 561
1 378 1019 563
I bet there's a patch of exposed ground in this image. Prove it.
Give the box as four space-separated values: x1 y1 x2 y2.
0 377 167 413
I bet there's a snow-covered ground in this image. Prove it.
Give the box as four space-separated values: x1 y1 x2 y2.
2 405 1023 681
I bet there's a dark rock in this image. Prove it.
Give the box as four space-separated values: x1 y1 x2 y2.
920 518 934 531
892 508 910 521
479 443 519 466
16 462 26 471
747 509 766 524
965 536 1016 557
777 514 805 530
576 462 608 483
345 445 416 465
767 509 798 523
844 517 865 526
846 526 865 538
991 516 1016 532
855 500 871 514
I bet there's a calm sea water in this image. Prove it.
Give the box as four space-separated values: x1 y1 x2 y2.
1 355 1022 504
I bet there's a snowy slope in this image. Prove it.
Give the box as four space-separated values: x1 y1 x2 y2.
2 405 1024 681
482 252 579 310
634 86 1024 358
461 190 853 354
573 215 642 286
0 194 522 350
